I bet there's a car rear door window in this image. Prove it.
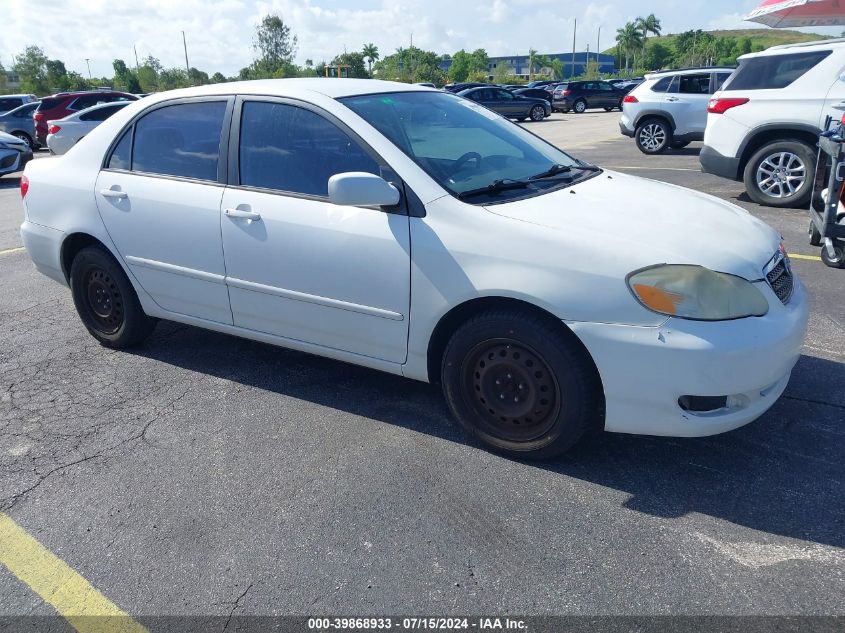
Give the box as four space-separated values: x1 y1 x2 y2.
80 105 123 122
107 128 132 170
651 76 674 92
726 50 832 90
132 100 226 181
238 101 380 197
678 73 711 94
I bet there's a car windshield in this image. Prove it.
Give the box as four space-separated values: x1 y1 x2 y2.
340 91 595 203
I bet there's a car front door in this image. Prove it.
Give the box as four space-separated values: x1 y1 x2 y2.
596 82 617 107
219 98 411 364
95 98 234 324
664 73 711 136
493 89 521 116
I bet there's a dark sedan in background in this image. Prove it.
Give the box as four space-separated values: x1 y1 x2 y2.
457 86 551 121
552 80 627 113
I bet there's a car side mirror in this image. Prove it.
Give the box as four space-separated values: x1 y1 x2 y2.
328 172 401 207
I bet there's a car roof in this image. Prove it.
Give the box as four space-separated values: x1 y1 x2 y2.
645 67 734 79
740 37 845 59
138 79 432 106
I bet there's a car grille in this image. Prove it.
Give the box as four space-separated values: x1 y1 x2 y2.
766 258 793 305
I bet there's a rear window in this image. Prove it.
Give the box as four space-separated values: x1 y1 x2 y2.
80 104 124 122
650 76 673 92
36 97 66 111
725 50 832 90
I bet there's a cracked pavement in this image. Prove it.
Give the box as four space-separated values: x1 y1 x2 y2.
0 117 843 620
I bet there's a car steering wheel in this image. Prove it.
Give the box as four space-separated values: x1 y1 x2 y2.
450 152 482 176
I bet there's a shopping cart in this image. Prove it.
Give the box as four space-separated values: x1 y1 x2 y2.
810 113 845 267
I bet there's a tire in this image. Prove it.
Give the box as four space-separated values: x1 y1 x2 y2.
670 141 690 149
809 220 822 247
69 246 156 348
743 140 815 208
11 131 34 149
441 308 603 460
821 240 845 268
573 99 587 114
529 105 545 122
517 117 527 122
635 118 671 154
603 107 614 112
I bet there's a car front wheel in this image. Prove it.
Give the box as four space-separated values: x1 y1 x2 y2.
744 140 815 208
70 246 157 348
530 105 545 121
635 119 671 154
441 308 603 460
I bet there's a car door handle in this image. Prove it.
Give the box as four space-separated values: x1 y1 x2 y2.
666 97 680 102
100 189 127 199
224 208 262 221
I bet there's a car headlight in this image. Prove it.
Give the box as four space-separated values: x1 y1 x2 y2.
627 264 769 321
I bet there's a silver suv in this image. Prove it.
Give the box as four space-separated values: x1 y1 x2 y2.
620 67 734 154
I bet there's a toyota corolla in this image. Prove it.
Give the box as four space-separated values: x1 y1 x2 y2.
19 79 808 459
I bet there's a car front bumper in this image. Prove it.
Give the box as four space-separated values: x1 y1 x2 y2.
700 144 741 181
619 117 635 137
568 279 808 437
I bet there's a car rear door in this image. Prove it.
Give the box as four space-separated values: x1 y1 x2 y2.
219 97 411 364
94 97 234 324
664 73 711 136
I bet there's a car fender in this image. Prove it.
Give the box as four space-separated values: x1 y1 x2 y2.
633 108 677 131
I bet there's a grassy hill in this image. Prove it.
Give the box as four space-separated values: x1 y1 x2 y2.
603 28 829 56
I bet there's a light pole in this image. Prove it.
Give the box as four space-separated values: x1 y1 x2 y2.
182 31 190 74
84 58 92 79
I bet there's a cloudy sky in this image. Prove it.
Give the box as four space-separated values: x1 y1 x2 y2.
2 0 842 78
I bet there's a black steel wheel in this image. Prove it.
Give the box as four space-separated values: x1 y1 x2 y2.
70 245 157 347
463 339 560 443
441 308 603 459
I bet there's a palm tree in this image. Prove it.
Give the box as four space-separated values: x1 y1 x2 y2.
362 43 379 75
637 13 662 44
528 48 538 81
615 22 643 73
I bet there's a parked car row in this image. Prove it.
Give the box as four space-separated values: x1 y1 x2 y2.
0 89 138 164
457 86 551 121
618 39 845 213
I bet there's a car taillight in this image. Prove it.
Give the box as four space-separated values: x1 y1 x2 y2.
48 124 61 135
33 112 44 121
562 90 571 97
707 97 749 114
623 95 638 103
20 174 29 199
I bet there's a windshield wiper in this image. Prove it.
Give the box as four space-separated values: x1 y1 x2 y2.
574 160 602 172
529 162 602 181
456 179 531 200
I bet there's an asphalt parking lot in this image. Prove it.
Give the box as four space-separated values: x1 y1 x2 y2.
0 111 843 625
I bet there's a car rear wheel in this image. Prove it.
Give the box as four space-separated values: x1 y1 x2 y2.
11 132 34 149
70 246 157 348
744 140 815 208
530 105 545 122
573 99 587 114
635 118 671 154
441 308 603 460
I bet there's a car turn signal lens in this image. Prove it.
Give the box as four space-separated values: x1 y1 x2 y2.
707 98 749 114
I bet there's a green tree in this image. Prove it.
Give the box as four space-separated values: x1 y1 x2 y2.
362 43 379 75
331 52 369 78
448 48 488 82
137 63 158 92
641 40 672 70
210 72 226 83
15 46 50 94
615 22 643 72
112 59 141 93
65 72 90 91
374 47 446 85
253 14 297 73
158 68 188 90
188 67 209 85
636 14 662 48
45 59 69 92
0 61 6 93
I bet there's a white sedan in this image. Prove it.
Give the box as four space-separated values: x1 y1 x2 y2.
45 101 131 155
20 79 808 458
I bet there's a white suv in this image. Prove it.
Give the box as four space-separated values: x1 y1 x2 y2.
701 39 845 208
620 68 734 154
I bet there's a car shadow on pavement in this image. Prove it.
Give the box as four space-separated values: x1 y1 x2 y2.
131 324 845 549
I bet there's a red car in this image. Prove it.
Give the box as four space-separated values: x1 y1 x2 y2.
33 90 137 146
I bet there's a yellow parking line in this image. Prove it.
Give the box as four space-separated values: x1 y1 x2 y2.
0 513 147 633
788 253 822 261
0 246 25 256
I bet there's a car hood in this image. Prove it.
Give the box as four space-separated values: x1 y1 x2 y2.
484 170 780 281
